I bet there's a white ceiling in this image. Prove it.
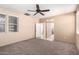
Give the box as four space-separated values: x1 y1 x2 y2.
0 4 77 18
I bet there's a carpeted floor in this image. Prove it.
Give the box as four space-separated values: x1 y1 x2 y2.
0 39 78 55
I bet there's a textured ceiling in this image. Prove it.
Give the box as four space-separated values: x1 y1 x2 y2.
0 4 77 18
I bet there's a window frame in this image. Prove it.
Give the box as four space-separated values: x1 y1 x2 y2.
8 16 19 32
0 14 19 33
0 14 7 32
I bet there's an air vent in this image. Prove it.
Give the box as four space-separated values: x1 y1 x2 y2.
24 13 30 16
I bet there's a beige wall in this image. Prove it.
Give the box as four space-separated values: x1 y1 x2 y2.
76 10 79 50
40 12 76 43
0 8 39 46
54 12 76 43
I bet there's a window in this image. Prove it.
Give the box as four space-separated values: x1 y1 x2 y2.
9 16 18 32
0 14 6 32
0 14 18 32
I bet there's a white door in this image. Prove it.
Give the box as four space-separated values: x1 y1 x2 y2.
36 23 44 39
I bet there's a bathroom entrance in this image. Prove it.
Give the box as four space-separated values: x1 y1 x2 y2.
36 19 54 41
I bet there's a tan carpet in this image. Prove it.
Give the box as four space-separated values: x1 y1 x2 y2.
0 39 78 55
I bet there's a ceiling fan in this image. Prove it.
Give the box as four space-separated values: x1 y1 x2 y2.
25 4 50 16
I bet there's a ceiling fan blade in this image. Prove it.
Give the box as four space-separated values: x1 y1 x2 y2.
33 13 38 16
39 12 44 16
36 4 40 10
41 9 50 12
27 10 36 12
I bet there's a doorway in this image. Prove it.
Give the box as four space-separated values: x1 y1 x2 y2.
46 22 54 41
35 19 54 41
